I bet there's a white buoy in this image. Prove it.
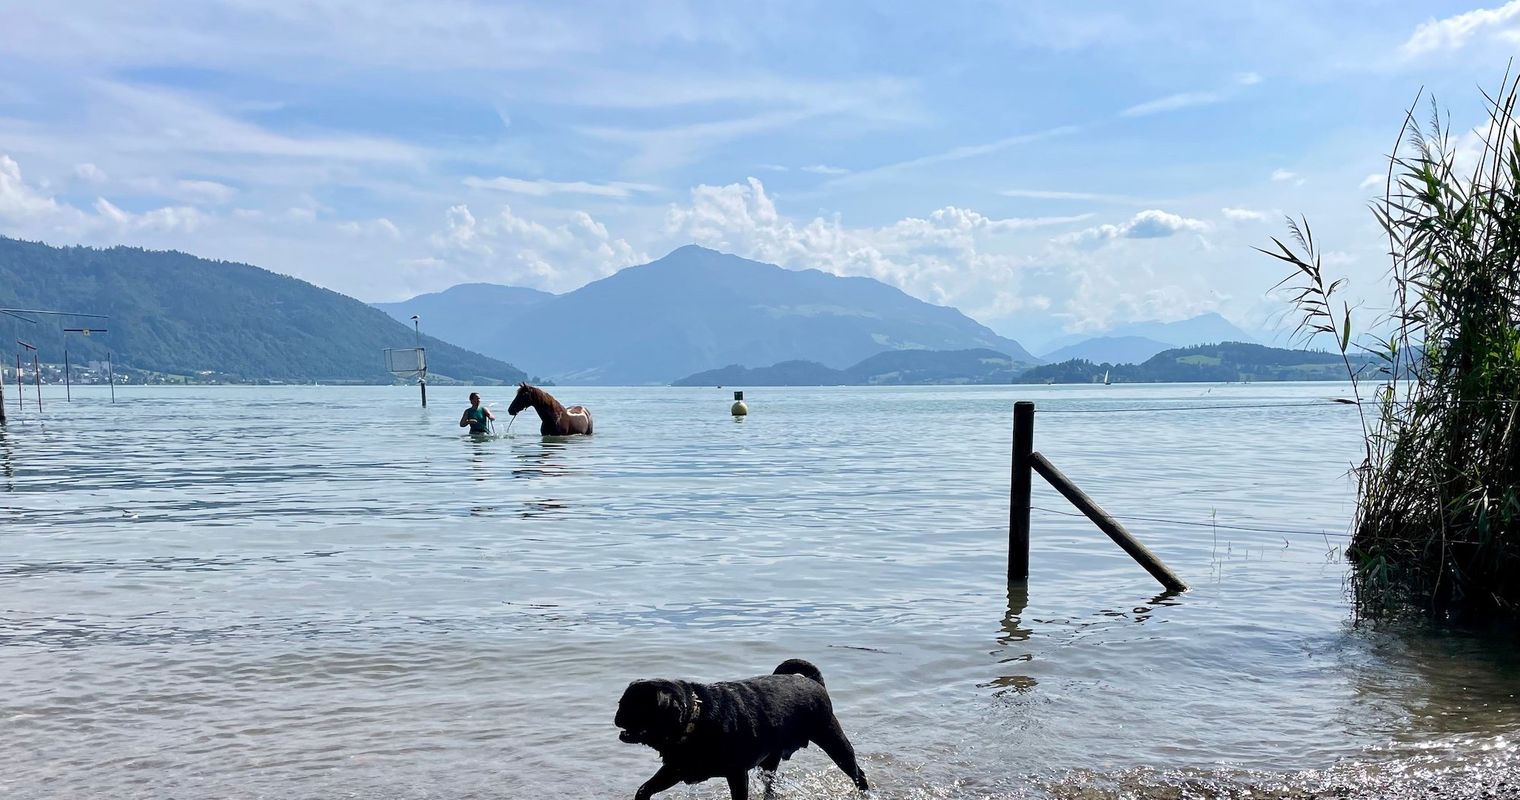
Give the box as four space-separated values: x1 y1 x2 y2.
731 390 748 417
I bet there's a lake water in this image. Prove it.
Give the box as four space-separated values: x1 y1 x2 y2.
2 383 1517 799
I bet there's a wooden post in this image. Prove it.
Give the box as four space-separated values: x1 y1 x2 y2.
420 378 427 408
107 352 116 403
1029 452 1188 592
64 349 71 402
0 363 6 424
1009 400 1034 580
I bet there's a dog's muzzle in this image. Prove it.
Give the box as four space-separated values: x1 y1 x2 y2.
618 729 641 743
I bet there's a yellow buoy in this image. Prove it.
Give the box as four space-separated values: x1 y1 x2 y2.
731 390 748 416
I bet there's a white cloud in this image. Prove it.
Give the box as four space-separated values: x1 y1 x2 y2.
1322 250 1358 267
1000 188 1149 204
462 175 660 198
1118 73 1261 118
574 74 917 174
824 124 1084 188
93 197 207 233
1221 207 1266 222
1402 1 1520 58
800 164 849 175
2 1 603 73
1359 173 1383 190
1121 90 1223 118
433 204 487 255
1059 209 1210 245
1271 168 1305 186
578 109 822 173
1062 269 1230 334
429 202 645 291
87 81 422 165
74 163 109 184
0 155 65 220
175 179 237 204
337 217 402 240
665 176 1091 319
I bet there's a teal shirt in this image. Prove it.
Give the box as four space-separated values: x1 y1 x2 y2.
464 406 489 433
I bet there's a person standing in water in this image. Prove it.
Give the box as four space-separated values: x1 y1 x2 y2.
459 392 496 434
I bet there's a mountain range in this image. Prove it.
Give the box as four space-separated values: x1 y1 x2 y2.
1018 342 1349 383
376 245 1040 385
674 348 1025 386
3 234 1292 388
0 237 525 384
1040 335 1176 365
1036 313 1260 363
679 342 1355 386
372 283 555 355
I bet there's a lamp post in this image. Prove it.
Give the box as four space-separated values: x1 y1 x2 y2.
411 315 426 407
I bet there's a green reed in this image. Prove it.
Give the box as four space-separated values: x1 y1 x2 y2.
1264 72 1520 622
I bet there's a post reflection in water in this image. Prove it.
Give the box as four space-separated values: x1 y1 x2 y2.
1134 589 1185 623
10 384 1520 800
0 426 14 491
988 580 1036 694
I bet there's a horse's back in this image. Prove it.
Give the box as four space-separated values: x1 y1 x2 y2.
565 405 592 435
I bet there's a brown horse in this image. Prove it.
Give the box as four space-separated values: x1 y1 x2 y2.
507 383 593 436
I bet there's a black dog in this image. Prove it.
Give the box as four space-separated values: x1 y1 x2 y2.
615 658 869 799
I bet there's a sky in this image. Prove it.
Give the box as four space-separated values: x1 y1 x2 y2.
0 1 1513 350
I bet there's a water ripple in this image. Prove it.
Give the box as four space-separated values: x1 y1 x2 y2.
1 385 1517 799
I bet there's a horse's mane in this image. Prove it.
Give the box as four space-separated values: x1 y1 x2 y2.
521 383 564 415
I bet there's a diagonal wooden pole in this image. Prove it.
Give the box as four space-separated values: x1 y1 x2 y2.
1030 451 1187 592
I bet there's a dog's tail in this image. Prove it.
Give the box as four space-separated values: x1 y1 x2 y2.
773 658 825 687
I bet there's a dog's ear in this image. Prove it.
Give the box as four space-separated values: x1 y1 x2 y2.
651 681 686 727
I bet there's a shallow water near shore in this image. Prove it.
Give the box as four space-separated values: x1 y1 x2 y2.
2 383 1517 799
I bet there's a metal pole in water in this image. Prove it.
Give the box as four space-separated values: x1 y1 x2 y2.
32 353 42 414
1009 400 1034 581
412 315 427 408
14 355 22 412
0 362 7 425
107 352 116 404
64 349 71 402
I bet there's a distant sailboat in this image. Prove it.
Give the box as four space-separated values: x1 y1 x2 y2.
1103 369 1111 386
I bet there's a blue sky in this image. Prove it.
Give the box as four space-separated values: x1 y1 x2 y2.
0 1 1514 349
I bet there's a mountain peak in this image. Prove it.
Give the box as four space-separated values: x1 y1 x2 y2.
659 243 728 262
492 249 1036 383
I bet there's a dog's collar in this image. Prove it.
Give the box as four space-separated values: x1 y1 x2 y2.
677 693 703 742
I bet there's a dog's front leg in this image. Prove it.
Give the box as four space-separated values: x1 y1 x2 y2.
634 764 681 800
725 772 750 800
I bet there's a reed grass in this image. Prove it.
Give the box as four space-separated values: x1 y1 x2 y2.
1264 72 1520 622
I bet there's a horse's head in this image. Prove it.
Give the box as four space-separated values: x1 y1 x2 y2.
507 382 535 416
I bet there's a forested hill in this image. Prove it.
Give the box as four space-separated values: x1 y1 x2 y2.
1016 342 1350 383
0 237 526 383
673 348 1025 386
